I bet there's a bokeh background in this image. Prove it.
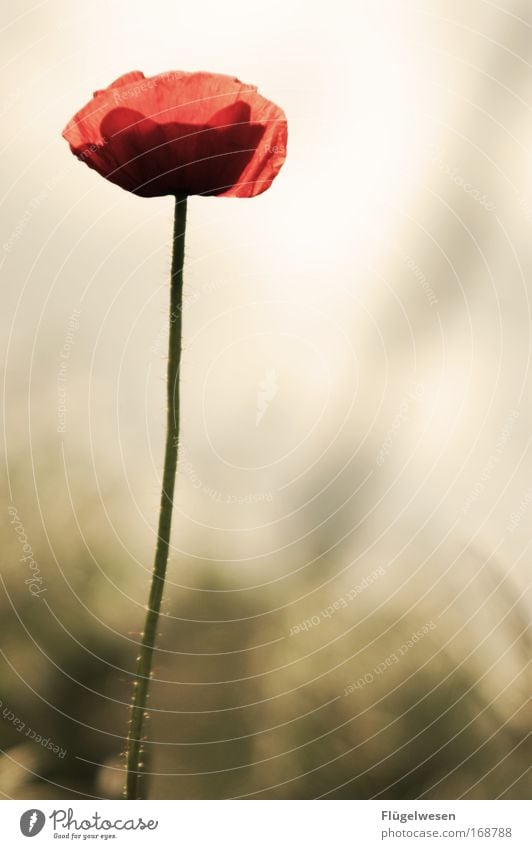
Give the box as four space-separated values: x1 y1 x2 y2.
1 0 530 799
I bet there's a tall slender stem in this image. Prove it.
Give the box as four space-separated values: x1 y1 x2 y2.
125 194 187 799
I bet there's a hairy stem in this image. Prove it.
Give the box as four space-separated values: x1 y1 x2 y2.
125 194 187 799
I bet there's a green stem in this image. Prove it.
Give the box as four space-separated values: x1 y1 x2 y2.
125 194 187 800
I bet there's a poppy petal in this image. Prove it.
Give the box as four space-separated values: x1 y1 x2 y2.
63 70 287 198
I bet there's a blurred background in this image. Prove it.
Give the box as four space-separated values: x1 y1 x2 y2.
1 0 530 799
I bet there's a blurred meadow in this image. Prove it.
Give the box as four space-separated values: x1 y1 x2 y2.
1 0 531 799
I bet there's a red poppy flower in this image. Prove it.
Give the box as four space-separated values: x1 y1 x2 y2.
62 70 287 198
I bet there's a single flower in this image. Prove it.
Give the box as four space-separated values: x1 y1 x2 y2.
62 70 287 198
62 69 287 800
